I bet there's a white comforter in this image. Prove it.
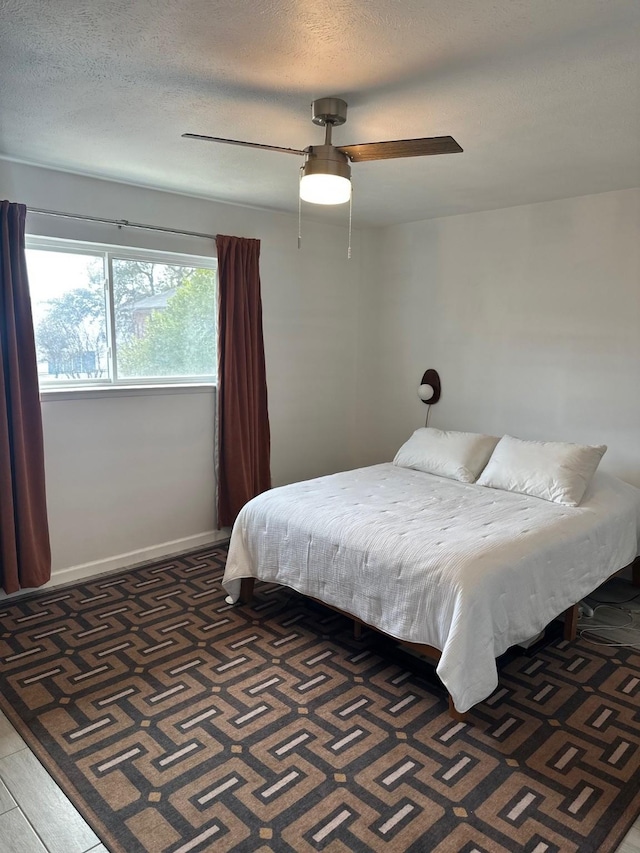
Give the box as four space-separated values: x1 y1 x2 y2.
222 464 640 712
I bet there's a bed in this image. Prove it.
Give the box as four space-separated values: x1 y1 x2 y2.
222 462 640 716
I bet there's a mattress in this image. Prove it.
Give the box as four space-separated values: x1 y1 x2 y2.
222 464 640 712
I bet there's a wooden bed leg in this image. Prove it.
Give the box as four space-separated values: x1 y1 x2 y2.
448 695 468 723
563 603 579 641
239 577 255 605
632 557 640 588
353 620 362 640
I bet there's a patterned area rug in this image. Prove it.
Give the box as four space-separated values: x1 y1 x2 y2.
0 543 638 853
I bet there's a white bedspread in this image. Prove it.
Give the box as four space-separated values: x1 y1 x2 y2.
222 464 640 712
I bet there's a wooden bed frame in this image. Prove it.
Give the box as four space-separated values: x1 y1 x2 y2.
237 557 640 722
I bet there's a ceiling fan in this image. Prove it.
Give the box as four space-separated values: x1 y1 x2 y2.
183 97 463 206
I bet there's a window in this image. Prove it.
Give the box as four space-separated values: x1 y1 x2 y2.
25 238 217 387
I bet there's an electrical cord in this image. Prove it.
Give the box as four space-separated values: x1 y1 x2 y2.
578 603 640 648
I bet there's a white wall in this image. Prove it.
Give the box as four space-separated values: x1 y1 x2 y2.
40 388 218 582
1 159 361 580
356 188 640 485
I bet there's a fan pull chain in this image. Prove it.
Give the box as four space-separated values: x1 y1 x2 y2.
298 167 303 249
347 182 352 260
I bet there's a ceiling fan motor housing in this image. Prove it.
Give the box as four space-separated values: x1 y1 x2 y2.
303 144 351 180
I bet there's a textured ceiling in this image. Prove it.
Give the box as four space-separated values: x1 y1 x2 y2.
0 0 639 226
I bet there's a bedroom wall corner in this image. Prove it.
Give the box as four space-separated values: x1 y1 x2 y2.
351 225 404 468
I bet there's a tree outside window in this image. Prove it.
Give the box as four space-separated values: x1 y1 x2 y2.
26 243 216 386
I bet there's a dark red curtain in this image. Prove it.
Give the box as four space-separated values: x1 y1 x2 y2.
0 201 51 592
216 235 271 526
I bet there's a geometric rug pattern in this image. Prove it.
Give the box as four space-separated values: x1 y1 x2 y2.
0 542 638 853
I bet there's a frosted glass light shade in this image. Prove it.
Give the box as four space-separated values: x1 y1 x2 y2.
418 383 435 402
300 173 351 205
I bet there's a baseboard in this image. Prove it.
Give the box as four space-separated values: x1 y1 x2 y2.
1 530 230 599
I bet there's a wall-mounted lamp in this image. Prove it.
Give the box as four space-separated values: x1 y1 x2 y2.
418 369 441 405
417 369 441 425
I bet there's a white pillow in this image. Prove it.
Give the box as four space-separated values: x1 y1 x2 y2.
476 435 606 506
393 428 499 483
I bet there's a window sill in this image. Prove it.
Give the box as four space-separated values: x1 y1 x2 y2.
40 383 216 402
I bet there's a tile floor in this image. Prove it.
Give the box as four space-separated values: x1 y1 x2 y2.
0 578 638 853
0 709 106 853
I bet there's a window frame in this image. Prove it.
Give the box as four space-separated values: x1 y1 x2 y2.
25 235 218 391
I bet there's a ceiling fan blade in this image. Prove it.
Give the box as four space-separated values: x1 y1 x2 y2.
337 136 463 162
182 133 306 156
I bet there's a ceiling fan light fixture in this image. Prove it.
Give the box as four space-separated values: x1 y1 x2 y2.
300 145 352 205
300 172 351 205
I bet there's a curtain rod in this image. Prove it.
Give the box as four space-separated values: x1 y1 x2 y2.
27 207 216 241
